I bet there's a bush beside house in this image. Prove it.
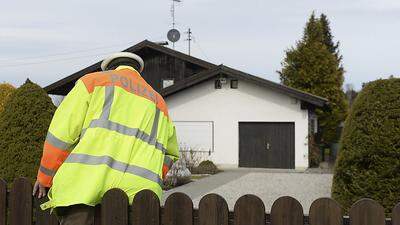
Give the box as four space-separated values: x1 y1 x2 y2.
0 80 56 184
163 148 220 190
332 78 400 215
192 160 219 174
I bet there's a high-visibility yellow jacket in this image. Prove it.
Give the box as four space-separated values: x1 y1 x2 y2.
37 66 179 210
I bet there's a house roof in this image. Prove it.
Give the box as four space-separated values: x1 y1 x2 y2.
161 65 328 107
123 40 216 69
44 40 328 107
44 40 215 94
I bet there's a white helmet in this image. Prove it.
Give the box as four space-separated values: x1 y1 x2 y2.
101 52 144 72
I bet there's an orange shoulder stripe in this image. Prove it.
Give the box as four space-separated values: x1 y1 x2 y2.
80 70 169 118
80 71 112 93
156 93 169 118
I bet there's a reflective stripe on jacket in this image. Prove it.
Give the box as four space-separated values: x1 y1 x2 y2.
38 67 179 210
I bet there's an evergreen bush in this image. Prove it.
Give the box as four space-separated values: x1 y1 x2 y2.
193 160 219 174
0 83 15 114
0 79 56 184
332 78 400 215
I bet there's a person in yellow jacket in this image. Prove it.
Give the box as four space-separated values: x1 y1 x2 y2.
32 52 179 225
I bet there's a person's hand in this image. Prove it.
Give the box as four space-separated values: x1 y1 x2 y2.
32 180 47 198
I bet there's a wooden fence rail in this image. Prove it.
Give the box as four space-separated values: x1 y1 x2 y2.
1 178 399 225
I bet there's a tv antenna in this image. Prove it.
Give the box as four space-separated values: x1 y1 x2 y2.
185 28 192 55
168 0 182 49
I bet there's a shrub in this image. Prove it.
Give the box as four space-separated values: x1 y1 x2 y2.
193 160 219 174
0 79 56 184
178 145 209 173
0 83 15 114
163 156 192 190
332 78 400 215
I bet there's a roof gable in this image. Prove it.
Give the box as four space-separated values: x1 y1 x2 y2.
45 40 216 95
161 65 328 107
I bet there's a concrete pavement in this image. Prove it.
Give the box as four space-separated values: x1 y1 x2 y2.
162 168 333 213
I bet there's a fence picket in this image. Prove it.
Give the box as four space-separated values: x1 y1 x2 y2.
131 190 160 225
309 198 343 225
199 194 229 225
35 197 58 225
0 179 6 225
163 192 193 225
392 203 400 225
10 178 32 225
101 188 128 225
234 194 265 225
271 196 303 225
349 199 385 225
94 205 101 225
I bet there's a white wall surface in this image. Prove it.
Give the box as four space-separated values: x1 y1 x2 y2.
174 121 214 152
165 78 309 169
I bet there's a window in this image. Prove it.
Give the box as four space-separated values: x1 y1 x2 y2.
310 117 318 134
231 79 238 89
215 79 222 89
162 79 174 89
174 121 214 153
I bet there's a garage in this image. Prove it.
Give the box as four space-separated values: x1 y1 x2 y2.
239 122 295 169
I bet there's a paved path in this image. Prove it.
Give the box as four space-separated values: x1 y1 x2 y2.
162 169 333 213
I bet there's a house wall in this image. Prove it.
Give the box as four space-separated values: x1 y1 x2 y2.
165 78 310 169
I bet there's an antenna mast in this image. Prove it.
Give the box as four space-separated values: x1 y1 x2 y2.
170 0 181 49
171 0 175 29
185 28 192 55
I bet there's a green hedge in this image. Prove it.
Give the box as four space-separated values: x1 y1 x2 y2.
332 78 400 215
0 83 15 114
0 80 55 184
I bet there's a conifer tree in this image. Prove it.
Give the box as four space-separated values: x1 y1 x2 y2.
0 79 55 184
278 13 347 144
320 13 344 71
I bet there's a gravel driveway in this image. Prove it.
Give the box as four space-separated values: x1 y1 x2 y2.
162 169 333 213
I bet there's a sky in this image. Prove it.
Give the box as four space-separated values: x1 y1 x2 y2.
0 0 399 91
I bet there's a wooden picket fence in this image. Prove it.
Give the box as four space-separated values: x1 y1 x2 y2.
1 178 399 225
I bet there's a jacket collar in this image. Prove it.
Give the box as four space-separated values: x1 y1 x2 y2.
115 65 140 74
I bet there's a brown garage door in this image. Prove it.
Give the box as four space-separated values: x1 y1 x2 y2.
239 122 295 169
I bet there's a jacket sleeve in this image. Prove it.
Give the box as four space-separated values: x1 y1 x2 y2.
37 80 91 187
162 123 179 178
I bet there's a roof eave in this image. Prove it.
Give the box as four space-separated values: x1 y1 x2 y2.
161 66 222 97
219 65 328 107
45 61 102 94
162 65 328 108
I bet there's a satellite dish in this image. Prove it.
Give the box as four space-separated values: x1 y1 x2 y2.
167 29 180 43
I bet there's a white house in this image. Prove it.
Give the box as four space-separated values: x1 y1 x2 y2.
163 65 326 169
46 40 327 170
